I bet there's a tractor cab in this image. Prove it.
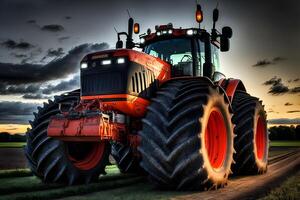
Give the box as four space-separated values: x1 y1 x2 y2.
141 25 213 79
115 5 232 81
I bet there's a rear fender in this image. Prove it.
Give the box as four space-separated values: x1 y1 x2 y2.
218 78 246 102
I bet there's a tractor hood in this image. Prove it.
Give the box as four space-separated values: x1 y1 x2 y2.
80 49 170 99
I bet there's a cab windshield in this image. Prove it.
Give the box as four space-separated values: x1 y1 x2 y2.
144 38 194 77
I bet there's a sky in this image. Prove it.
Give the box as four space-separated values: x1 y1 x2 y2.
0 0 299 134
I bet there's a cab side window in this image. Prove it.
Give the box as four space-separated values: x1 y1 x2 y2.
196 40 205 76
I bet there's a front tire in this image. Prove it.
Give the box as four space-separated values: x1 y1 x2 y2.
24 90 111 185
138 79 234 190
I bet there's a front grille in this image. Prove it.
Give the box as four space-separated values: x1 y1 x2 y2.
81 72 126 96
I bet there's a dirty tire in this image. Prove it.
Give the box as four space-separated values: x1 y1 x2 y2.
24 90 111 185
138 79 234 190
232 91 268 174
111 143 141 173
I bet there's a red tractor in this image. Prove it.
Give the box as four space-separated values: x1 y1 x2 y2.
25 4 268 190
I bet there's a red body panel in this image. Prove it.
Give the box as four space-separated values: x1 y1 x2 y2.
81 94 150 118
218 78 246 102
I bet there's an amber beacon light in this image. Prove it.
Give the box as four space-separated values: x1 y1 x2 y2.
196 4 203 23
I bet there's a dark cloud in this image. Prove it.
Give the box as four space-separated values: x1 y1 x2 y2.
253 56 287 67
65 16 72 20
0 42 108 84
293 78 300 82
0 76 79 98
20 48 43 64
252 59 272 67
287 110 300 113
268 118 300 125
58 36 70 42
1 39 34 50
0 83 40 95
263 76 281 86
43 75 79 95
41 24 64 32
11 53 27 59
284 102 293 106
290 87 300 94
26 19 36 24
22 93 50 99
263 76 299 95
272 57 287 62
268 84 289 95
0 101 39 124
263 77 289 95
46 48 64 57
41 48 65 61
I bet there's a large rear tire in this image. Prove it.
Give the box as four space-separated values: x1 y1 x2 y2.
138 79 234 190
232 91 268 174
24 90 111 185
111 143 141 173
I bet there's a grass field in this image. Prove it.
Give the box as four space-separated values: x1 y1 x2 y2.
0 141 299 149
0 155 299 200
270 141 300 147
259 171 300 200
0 142 26 148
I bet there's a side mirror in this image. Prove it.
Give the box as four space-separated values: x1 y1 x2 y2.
220 35 230 52
116 40 123 49
213 8 219 22
222 26 232 38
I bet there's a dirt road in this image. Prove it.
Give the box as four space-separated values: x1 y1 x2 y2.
174 150 300 200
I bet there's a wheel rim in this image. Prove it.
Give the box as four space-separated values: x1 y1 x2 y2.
256 116 266 161
205 108 227 169
66 142 106 170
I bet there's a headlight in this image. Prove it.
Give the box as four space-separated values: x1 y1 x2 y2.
80 62 88 69
102 59 111 65
117 58 125 64
186 29 194 35
156 31 161 36
140 38 145 44
162 30 167 34
168 29 173 34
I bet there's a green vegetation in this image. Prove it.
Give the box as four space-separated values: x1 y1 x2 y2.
270 141 300 147
269 125 300 141
0 132 25 142
0 169 32 178
259 171 300 200
0 142 26 148
0 176 144 200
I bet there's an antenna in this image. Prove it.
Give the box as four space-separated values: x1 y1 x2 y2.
126 9 131 18
114 27 118 33
211 2 219 41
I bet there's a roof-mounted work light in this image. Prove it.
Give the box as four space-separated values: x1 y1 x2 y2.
134 23 140 34
196 4 203 23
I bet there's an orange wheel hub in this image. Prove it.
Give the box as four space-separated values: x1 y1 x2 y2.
256 116 266 160
205 109 227 169
67 142 106 170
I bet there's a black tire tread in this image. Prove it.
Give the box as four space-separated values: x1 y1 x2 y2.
25 90 110 185
232 91 268 174
138 79 233 190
